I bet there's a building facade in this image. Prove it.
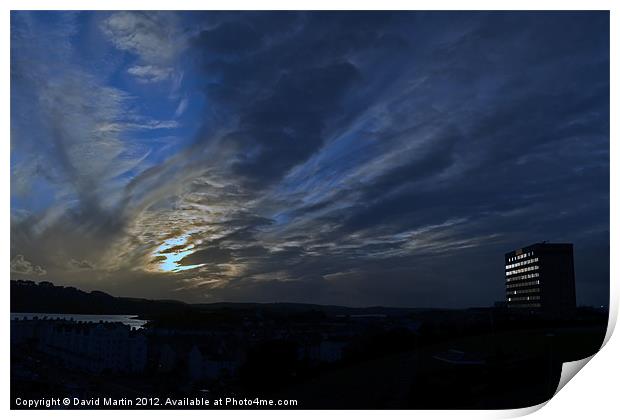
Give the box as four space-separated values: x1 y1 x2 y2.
505 243 576 313
11 318 147 374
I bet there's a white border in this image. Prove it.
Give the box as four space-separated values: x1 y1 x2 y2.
2 2 617 420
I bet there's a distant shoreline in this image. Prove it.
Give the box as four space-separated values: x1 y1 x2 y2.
11 312 148 328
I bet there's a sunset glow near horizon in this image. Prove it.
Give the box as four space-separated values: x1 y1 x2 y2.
10 11 609 307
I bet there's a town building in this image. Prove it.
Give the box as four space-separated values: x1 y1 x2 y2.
11 318 147 374
505 242 576 313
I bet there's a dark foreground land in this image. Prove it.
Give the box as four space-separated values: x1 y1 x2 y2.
11 281 608 409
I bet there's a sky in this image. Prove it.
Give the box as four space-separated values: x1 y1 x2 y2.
10 11 609 308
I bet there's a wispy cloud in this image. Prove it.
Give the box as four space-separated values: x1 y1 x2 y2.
101 11 187 84
11 255 47 276
127 65 174 83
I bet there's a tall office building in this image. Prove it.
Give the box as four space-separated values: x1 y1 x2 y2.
505 243 576 313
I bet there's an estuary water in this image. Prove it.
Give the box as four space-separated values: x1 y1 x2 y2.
10 313 147 329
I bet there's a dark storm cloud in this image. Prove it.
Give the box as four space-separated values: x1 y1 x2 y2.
178 246 232 266
198 20 266 54
191 12 412 188
173 11 608 307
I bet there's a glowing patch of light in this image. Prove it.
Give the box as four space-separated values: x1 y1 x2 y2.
153 232 205 273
